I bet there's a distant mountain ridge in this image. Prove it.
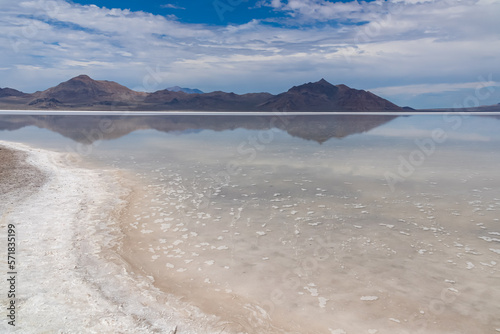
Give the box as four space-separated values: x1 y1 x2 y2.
0 75 404 112
167 86 203 94
0 88 28 98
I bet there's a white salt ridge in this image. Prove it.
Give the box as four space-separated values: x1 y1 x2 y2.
480 261 496 267
380 223 394 229
479 236 500 242
304 286 319 297
360 296 379 301
0 141 223 334
329 329 346 334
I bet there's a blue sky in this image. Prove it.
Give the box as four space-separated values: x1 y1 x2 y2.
69 0 376 25
1 0 499 108
70 0 280 25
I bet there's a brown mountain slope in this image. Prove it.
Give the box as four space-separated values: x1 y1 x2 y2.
258 79 402 112
144 90 273 111
29 75 147 107
0 88 28 98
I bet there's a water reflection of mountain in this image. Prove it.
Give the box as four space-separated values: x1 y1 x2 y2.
0 114 398 144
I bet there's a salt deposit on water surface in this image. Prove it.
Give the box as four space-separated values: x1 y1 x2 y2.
115 142 500 334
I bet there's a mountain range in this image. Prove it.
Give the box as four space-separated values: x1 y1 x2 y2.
0 75 403 112
1 75 498 112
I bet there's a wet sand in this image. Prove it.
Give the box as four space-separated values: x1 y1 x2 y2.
0 146 46 205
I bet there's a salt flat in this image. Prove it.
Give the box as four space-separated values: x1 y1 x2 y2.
0 142 222 333
118 140 500 333
1 114 500 333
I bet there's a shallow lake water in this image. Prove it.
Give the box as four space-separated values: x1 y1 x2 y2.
1 113 500 333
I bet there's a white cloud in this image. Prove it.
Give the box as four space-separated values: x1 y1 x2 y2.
62 60 115 67
0 0 498 109
160 4 185 10
15 65 43 70
370 81 499 97
267 0 362 21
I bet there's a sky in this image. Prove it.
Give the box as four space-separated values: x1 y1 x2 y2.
0 0 499 108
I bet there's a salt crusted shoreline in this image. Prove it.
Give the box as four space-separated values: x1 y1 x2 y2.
0 141 220 333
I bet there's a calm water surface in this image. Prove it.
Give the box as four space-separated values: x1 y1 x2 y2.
1 114 500 333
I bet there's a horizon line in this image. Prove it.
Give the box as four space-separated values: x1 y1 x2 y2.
1 110 499 116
